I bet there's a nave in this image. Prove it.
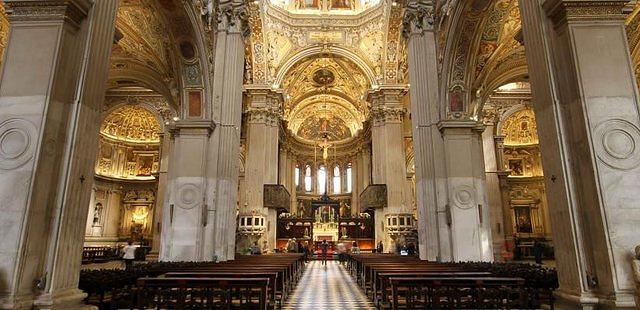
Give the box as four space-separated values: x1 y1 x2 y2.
283 261 374 310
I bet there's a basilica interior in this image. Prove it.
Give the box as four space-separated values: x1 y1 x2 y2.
2 0 640 309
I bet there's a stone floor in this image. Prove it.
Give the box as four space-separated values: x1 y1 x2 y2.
283 261 375 309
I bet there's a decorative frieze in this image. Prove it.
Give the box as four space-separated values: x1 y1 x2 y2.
4 0 90 28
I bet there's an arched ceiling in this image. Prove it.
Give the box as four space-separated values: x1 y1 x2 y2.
440 0 526 119
246 0 408 86
101 105 161 143
282 55 369 144
268 0 382 15
108 0 205 111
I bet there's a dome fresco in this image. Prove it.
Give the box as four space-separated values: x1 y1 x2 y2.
100 105 161 143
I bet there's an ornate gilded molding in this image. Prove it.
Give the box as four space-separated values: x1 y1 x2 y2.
544 0 628 26
217 0 249 36
4 0 90 28
402 0 435 37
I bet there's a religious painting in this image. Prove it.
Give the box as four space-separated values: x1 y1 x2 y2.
514 206 533 233
136 154 155 176
450 90 464 112
508 159 524 176
297 0 320 9
331 0 354 9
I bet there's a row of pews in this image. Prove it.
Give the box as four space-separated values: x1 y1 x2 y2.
81 253 305 309
346 253 555 309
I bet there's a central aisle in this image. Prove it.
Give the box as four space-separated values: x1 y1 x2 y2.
283 261 375 309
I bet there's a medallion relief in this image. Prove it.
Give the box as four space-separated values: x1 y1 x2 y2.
594 119 640 170
0 118 37 170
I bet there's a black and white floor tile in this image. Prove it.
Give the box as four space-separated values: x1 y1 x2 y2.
283 261 375 309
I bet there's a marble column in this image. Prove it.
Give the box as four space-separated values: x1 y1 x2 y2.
242 86 282 251
208 0 247 261
0 0 118 308
439 121 493 262
152 132 172 254
368 86 410 251
519 0 640 307
403 0 451 261
159 121 214 262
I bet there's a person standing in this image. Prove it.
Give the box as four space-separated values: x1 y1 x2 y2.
533 239 544 265
121 240 137 271
320 240 328 265
250 241 261 255
376 241 383 253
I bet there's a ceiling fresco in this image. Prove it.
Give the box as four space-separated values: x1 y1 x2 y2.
282 55 368 144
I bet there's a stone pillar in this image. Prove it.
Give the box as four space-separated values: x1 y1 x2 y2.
438 122 493 262
0 0 118 307
160 121 214 262
519 0 640 307
208 0 248 261
152 131 172 254
494 135 513 259
242 86 282 251
104 188 122 242
483 125 506 261
403 0 451 261
368 86 410 251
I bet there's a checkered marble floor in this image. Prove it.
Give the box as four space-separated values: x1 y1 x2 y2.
283 261 375 309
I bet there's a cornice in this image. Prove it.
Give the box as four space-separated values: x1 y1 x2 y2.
544 0 628 26
4 0 91 27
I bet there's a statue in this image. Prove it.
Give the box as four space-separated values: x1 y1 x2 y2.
633 245 640 306
339 201 351 217
92 203 103 225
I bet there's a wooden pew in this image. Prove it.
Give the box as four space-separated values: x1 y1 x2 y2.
164 271 281 308
389 276 526 310
137 277 270 310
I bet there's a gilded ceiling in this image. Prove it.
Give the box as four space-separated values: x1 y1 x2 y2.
0 3 8 68
246 0 406 86
282 55 368 144
101 105 161 144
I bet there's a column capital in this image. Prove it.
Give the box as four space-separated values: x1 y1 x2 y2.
246 106 281 125
371 106 406 124
543 0 628 26
402 0 435 37
217 0 249 36
4 0 91 28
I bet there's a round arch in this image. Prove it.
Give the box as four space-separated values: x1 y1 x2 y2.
273 46 377 88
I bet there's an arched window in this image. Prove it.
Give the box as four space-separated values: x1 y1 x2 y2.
333 165 341 194
304 165 312 192
294 165 300 187
317 165 327 195
346 163 352 193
